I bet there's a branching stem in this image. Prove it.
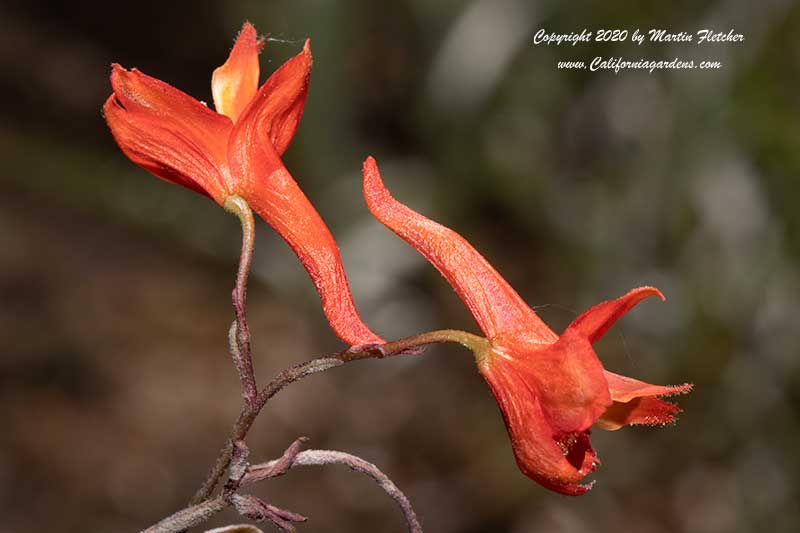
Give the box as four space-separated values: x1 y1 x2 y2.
182 196 489 530
145 445 421 533
142 495 227 533
190 329 487 506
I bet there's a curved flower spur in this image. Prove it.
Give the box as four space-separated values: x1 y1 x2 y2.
361 157 692 496
104 23 381 346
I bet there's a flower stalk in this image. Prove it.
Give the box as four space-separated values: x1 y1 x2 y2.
190 329 484 505
224 195 257 405
341 329 489 362
190 196 494 517
190 357 343 505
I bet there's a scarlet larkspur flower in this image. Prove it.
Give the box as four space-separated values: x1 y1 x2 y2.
103 23 381 346
361 156 691 495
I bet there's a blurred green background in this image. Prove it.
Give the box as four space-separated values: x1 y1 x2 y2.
1 1 798 531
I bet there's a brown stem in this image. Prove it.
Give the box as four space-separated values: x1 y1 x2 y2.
274 449 423 533
190 330 487 506
224 195 257 405
141 495 227 533
190 358 343 505
147 443 422 533
340 329 488 362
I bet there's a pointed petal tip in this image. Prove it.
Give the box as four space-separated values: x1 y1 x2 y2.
298 39 313 68
108 64 123 91
293 39 312 67
238 21 265 50
109 63 126 82
362 156 395 210
363 155 378 172
362 156 385 191
110 63 139 76
626 285 665 303
599 373 692 430
663 382 693 396
636 285 666 302
109 64 148 95
568 286 668 344
605 371 693 402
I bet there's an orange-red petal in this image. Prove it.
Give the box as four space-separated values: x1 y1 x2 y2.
491 332 611 436
567 286 665 344
247 166 383 346
212 22 264 122
228 44 380 346
105 65 233 203
597 371 693 430
362 157 556 342
560 288 691 431
261 40 311 158
229 41 311 193
480 353 598 495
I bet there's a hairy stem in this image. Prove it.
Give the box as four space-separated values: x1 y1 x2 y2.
224 195 257 405
190 329 486 506
341 329 489 361
190 358 343 505
141 495 227 533
286 450 423 533
146 445 421 533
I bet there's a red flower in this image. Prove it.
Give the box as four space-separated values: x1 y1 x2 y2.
104 23 380 346
362 156 691 495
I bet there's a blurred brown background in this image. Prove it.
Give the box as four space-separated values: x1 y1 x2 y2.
1 0 799 532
